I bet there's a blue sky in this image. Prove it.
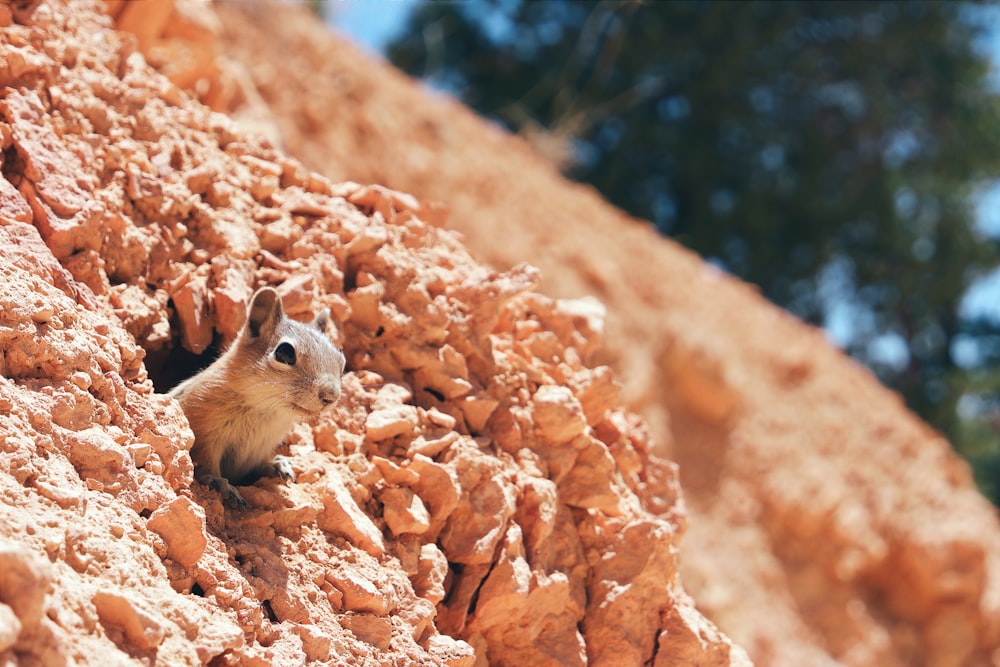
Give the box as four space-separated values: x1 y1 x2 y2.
323 1 417 56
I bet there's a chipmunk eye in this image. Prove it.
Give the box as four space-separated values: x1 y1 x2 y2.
274 342 297 366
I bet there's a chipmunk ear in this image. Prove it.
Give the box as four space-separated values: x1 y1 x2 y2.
312 307 331 332
246 287 283 340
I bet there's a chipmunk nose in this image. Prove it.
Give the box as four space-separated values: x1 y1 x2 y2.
318 384 340 407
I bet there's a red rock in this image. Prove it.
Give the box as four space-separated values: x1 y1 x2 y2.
656 596 753 667
92 590 166 651
532 384 588 445
170 278 213 354
558 437 632 516
364 405 419 442
380 486 431 536
326 565 391 616
0 542 52 632
209 256 254 340
318 477 386 557
0 603 20 652
146 496 207 567
459 393 500 434
275 271 316 317
414 543 448 604
581 518 680 666
341 613 393 650
0 176 32 224
439 451 517 565
208 8 1000 663
409 455 460 537
426 635 476 667
0 1 768 664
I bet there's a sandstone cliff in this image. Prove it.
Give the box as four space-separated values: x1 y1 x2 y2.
97 1 1000 665
0 1 748 665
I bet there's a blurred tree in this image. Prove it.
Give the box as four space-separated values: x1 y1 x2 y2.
388 0 1000 498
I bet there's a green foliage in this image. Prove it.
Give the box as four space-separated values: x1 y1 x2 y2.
305 0 324 20
388 0 1000 500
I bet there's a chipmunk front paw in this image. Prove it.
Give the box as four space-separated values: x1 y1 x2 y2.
199 473 247 507
271 455 295 482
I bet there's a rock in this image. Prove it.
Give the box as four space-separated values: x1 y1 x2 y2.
326 566 391 616
123 1 1000 664
532 384 588 445
656 596 753 667
413 543 448 604
0 175 33 224
290 623 333 662
170 278 213 354
380 486 431 536
466 523 587 666
438 452 517 565
459 393 499 434
209 257 254 341
341 613 393 650
582 518 679 667
408 455 460 536
0 1 779 665
0 603 21 652
92 590 166 651
411 344 473 400
571 366 621 426
64 427 128 488
364 405 419 442
318 477 386 557
145 496 207 567
558 437 630 516
426 634 477 667
0 542 51 631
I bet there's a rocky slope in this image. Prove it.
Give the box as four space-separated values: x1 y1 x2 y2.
106 1 1000 665
0 1 748 665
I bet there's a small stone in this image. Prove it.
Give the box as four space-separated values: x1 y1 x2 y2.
92 590 166 651
380 487 430 536
170 280 213 354
532 385 587 445
365 406 419 442
290 623 332 662
0 542 52 629
326 568 389 616
439 456 517 565
425 407 457 430
409 456 460 532
426 634 476 667
0 603 22 652
371 456 419 486
460 394 499 433
127 443 152 468
414 543 448 604
558 439 625 516
318 478 385 557
341 613 393 650
146 496 207 567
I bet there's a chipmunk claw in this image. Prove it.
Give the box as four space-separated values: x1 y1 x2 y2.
200 473 247 507
271 455 295 482
223 486 248 507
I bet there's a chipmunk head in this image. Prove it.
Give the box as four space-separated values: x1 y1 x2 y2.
241 287 346 419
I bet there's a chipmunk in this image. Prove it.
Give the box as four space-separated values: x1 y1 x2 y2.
170 287 345 506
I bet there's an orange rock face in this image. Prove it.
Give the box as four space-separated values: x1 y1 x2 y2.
0 1 747 665
161 3 1000 666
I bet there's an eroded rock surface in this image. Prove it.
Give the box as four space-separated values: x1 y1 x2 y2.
124 2 1000 665
0 2 747 665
